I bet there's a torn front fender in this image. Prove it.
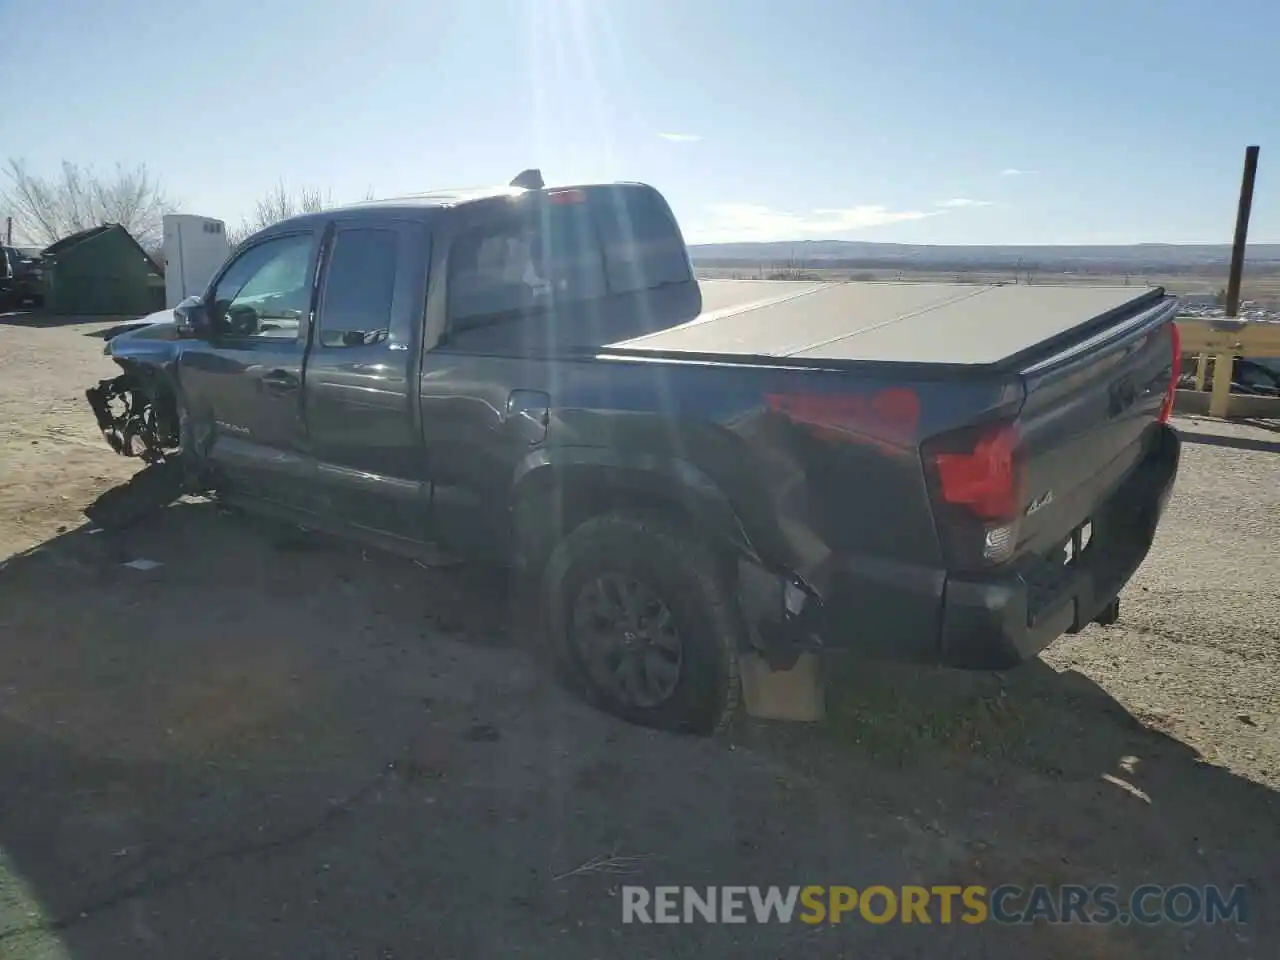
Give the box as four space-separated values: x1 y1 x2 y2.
86 372 179 463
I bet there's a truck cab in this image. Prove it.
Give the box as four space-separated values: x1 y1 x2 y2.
135 181 697 549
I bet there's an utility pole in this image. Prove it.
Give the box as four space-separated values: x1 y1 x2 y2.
1209 145 1260 416
1224 145 1259 317
4 217 11 245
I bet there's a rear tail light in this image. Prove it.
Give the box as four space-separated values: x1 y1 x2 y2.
1158 320 1180 424
922 420 1024 568
930 423 1020 521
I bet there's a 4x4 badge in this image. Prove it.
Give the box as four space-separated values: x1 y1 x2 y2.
1026 490 1055 516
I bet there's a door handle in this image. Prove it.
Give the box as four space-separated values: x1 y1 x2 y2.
505 390 550 445
261 369 299 394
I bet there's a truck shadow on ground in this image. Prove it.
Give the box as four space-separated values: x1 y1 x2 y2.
737 654 1277 941
0 489 1274 957
0 500 604 958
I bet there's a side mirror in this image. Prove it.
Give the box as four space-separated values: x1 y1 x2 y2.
174 295 210 339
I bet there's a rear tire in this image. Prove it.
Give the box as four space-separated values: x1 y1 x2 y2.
542 510 742 735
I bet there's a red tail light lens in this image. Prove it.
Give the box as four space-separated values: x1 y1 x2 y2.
1158 321 1180 424
927 421 1022 522
923 419 1024 568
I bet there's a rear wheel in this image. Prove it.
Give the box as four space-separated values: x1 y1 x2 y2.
542 511 742 734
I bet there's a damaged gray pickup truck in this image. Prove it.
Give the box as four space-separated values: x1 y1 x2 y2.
88 174 1182 733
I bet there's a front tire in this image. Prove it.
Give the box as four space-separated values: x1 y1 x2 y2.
542 511 742 734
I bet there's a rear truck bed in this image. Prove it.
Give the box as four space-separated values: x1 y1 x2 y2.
607 279 1165 369
663 281 1182 669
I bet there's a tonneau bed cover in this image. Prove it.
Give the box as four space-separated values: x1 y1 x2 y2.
607 280 1168 369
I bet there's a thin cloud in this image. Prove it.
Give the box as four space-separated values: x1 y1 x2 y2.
1000 168 1024 177
685 203 935 244
936 198 991 208
658 132 702 142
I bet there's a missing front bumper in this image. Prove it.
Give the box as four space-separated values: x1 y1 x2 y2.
86 375 177 463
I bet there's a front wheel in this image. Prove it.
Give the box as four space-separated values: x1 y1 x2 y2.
542 511 742 734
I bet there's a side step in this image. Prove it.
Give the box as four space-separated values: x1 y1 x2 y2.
217 491 465 568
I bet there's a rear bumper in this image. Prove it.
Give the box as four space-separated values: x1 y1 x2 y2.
940 423 1179 667
773 424 1180 667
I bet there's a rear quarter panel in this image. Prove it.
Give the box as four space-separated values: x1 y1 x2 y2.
435 346 1022 593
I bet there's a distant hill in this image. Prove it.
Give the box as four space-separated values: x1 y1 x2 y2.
689 240 1280 273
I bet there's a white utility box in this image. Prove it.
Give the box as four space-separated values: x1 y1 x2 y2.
162 214 229 308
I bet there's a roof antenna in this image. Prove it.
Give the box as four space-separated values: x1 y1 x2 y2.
510 168 544 190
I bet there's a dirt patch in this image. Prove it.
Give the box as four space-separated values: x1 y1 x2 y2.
0 316 1276 959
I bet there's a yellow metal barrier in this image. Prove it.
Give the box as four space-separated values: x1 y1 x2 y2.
1175 317 1280 418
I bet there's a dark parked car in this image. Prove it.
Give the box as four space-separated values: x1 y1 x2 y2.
1 245 44 308
86 174 1181 733
1178 355 1280 397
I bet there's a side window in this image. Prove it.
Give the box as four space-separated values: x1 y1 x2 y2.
447 203 606 327
317 228 399 347
209 233 314 340
592 187 692 294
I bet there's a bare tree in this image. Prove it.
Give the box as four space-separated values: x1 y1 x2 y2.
1 158 175 248
227 182 333 248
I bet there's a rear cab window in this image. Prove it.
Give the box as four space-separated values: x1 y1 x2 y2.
445 185 692 335
591 187 693 293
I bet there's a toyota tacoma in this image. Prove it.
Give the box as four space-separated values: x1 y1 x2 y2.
86 172 1181 733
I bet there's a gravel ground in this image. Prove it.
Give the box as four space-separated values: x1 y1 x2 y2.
0 313 1276 959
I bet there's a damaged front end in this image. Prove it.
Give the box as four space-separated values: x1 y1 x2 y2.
86 373 179 464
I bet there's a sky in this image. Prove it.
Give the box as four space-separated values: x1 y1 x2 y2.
2 0 1279 246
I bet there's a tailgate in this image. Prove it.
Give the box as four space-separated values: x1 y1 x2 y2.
1011 297 1179 560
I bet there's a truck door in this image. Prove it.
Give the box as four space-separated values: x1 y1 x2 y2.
302 221 432 539
179 229 320 508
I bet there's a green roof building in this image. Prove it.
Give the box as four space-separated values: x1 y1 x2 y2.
41 224 165 315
